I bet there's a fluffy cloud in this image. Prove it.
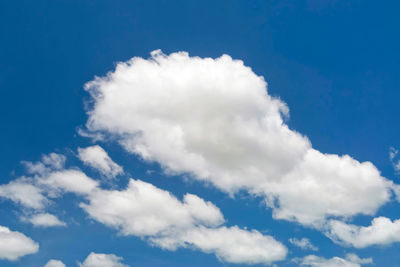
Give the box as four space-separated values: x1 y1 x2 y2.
80 179 287 264
267 149 391 226
326 217 400 248
0 153 98 211
81 179 223 236
152 226 288 265
0 178 47 209
0 226 39 261
44 259 66 267
0 170 97 212
84 50 396 227
298 253 372 267
78 145 123 178
24 213 66 227
38 169 99 196
0 154 98 230
289 237 318 251
78 252 129 267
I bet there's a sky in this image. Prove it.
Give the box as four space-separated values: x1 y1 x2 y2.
1 1 400 266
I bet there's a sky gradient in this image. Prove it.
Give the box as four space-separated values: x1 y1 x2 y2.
1 1 400 266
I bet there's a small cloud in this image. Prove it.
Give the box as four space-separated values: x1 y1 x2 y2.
44 259 66 267
389 147 400 172
296 253 372 266
78 252 129 267
289 237 318 251
22 213 66 228
78 145 123 178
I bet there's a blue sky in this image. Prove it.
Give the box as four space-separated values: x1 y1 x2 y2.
1 1 400 266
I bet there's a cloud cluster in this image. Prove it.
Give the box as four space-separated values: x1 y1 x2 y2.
3 51 400 265
0 154 98 228
81 178 287 264
0 150 287 265
84 50 396 228
0 226 39 261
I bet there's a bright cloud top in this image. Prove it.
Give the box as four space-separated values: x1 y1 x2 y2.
44 259 66 267
0 226 39 261
84 50 396 227
78 145 123 178
78 252 129 267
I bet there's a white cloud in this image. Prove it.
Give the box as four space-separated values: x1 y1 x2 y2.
0 225 39 261
80 179 287 264
0 156 98 212
78 252 129 267
38 169 99 196
0 178 47 209
44 259 66 267
78 145 123 178
25 213 66 227
151 226 287 265
298 253 372 267
326 216 400 248
83 50 396 227
345 253 373 265
2 151 287 264
289 237 318 251
267 149 391 227
80 179 224 236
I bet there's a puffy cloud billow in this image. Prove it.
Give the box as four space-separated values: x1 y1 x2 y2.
78 252 129 267
83 50 397 227
0 226 39 261
326 216 400 248
80 178 287 265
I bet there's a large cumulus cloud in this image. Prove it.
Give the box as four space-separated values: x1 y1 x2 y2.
84 50 396 227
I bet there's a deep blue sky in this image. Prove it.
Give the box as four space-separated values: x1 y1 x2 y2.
1 1 400 266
